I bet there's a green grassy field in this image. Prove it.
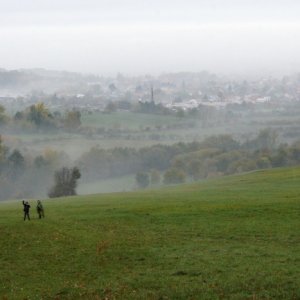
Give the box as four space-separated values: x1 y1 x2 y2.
0 167 300 299
78 175 136 195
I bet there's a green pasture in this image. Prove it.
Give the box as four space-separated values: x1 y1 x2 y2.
78 175 136 195
0 167 300 299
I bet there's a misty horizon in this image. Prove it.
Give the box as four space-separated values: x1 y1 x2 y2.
0 0 299 77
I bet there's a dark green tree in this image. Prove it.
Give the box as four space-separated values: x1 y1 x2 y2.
48 167 81 198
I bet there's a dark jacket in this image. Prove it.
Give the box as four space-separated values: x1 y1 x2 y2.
22 201 30 213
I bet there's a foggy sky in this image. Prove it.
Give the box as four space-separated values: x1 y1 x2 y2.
0 0 300 77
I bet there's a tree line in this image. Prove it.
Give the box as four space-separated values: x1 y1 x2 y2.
1 129 300 200
0 136 80 200
0 103 81 133
77 128 300 187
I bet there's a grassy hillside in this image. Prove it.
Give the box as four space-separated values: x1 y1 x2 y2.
78 174 136 195
0 167 300 299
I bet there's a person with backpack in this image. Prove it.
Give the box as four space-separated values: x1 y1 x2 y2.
36 200 45 219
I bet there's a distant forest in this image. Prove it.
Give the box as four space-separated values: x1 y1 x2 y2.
1 69 300 200
1 128 300 200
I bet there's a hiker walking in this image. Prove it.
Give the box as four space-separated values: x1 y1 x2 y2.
22 200 31 221
36 200 45 219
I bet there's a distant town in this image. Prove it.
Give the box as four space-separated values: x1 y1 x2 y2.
0 69 300 114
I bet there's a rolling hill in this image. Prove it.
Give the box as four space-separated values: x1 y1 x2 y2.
0 167 299 299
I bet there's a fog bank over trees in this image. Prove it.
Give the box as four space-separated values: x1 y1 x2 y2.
1 128 300 200
1 68 300 199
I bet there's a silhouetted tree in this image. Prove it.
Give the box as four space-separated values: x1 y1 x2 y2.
48 167 81 198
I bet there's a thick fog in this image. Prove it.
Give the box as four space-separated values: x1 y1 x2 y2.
0 0 300 77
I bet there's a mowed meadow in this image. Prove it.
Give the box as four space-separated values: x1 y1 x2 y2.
0 167 300 299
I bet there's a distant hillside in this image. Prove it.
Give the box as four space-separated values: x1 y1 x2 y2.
0 68 99 95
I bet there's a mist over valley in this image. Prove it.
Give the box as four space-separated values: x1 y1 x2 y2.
0 68 300 199
0 0 300 199
1 2 300 299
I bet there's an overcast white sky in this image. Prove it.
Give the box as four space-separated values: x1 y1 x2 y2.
0 0 300 76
